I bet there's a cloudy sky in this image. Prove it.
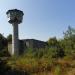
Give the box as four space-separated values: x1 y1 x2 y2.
0 0 75 41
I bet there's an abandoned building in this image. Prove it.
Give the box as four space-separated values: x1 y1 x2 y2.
8 39 47 55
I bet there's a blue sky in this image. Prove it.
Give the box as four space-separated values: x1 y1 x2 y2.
0 0 75 41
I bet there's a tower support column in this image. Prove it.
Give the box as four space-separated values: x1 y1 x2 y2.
12 23 19 55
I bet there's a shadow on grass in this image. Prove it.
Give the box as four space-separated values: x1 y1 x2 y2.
0 69 30 75
0 58 30 75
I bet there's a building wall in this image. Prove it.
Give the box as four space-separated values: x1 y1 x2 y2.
8 39 48 55
8 43 12 55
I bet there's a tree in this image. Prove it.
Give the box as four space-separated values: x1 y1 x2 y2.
62 26 75 56
47 37 59 48
63 26 75 48
47 37 64 58
63 26 75 40
0 33 10 56
7 34 12 43
0 33 7 50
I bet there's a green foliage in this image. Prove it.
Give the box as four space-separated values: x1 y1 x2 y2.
59 26 75 56
7 34 12 43
63 26 75 40
47 37 65 58
47 37 59 47
0 48 10 57
63 26 75 50
54 65 61 75
0 33 7 50
0 33 9 57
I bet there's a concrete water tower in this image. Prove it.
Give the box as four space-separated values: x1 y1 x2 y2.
6 9 24 55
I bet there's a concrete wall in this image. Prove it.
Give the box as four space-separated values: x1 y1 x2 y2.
8 39 48 55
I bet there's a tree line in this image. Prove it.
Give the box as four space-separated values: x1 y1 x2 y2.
0 26 75 58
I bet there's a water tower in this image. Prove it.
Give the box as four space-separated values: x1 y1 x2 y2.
6 9 24 55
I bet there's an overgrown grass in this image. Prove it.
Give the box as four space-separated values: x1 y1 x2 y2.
6 48 75 75
7 56 53 74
